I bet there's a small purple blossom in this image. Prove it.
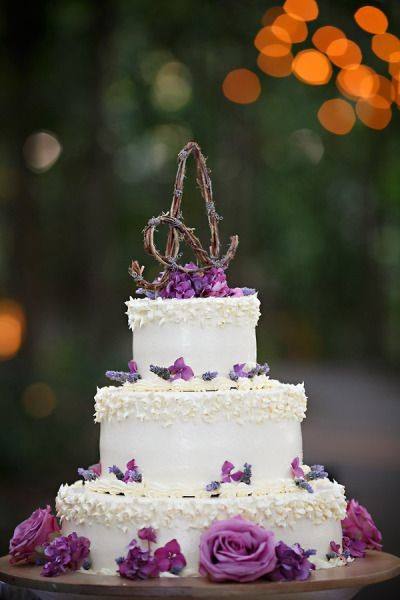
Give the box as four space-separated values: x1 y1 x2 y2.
116 540 159 580
168 357 194 382
77 468 98 482
205 481 221 493
307 464 328 480
202 371 218 381
241 287 256 296
109 465 124 480
154 539 187 575
326 540 352 563
138 528 157 544
291 457 305 479
123 470 142 483
41 532 90 577
106 371 141 384
342 536 367 558
128 361 138 374
232 363 249 378
268 542 316 582
221 460 243 483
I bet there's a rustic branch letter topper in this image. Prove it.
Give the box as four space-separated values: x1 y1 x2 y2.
129 141 239 292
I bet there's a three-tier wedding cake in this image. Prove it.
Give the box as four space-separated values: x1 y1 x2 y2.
55 142 347 576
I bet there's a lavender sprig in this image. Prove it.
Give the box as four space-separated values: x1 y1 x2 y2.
240 463 252 485
307 464 328 481
109 465 124 480
77 468 98 482
202 371 218 381
150 365 171 380
106 371 141 384
205 481 221 493
295 478 314 494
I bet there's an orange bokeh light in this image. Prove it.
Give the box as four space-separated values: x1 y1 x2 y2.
261 6 285 26
272 14 308 44
257 52 294 78
356 100 392 129
336 65 379 100
283 0 319 22
222 69 261 104
372 33 400 63
365 75 395 109
312 26 346 53
389 62 400 82
317 98 356 135
354 6 388 35
0 300 25 360
255 26 292 57
327 39 362 69
292 49 332 85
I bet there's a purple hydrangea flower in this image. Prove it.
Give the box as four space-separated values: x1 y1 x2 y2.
229 287 244 297
168 357 194 381
41 533 90 577
138 527 157 544
159 270 196 299
342 536 367 558
116 540 159 580
291 457 305 479
154 539 186 575
221 460 244 483
269 542 316 581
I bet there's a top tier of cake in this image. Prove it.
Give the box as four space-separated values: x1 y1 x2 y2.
126 294 260 379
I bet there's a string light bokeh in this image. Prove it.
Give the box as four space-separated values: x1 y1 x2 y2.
222 1 400 135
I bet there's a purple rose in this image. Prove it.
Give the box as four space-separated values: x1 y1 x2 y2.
199 516 277 582
342 499 382 551
9 506 60 564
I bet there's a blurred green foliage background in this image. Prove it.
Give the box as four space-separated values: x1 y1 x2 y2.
0 1 399 597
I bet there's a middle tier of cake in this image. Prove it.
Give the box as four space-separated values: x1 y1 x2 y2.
94 378 307 496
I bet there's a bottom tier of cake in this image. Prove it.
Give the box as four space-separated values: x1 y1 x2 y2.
56 480 347 576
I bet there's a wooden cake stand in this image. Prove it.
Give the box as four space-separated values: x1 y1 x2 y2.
1 552 399 600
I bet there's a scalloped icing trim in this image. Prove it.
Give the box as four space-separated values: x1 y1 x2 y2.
94 380 307 425
56 479 346 532
82 478 300 499
126 295 261 330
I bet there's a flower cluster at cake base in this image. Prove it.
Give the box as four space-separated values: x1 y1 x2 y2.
116 527 186 579
206 460 252 494
8 506 91 578
341 499 382 554
229 362 270 381
199 516 316 583
109 458 142 483
106 361 142 384
290 457 328 493
136 262 256 300
77 462 101 481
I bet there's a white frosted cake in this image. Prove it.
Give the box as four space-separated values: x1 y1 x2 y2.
56 142 347 577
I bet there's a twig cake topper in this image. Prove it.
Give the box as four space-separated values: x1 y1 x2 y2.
129 141 239 293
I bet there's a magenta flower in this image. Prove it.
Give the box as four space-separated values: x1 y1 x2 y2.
116 540 159 580
291 457 305 479
41 532 90 577
123 458 142 483
128 361 138 374
268 542 316 582
342 499 382 551
154 539 186 575
199 516 277 582
138 527 157 544
9 506 60 565
89 463 101 477
221 460 244 483
342 536 367 558
168 357 194 381
159 270 196 299
229 287 244 297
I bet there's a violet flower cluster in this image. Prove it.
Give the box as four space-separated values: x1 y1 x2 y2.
109 458 142 484
77 463 101 482
206 460 252 493
342 499 382 552
137 263 256 300
199 516 316 583
41 532 90 577
116 527 186 579
229 362 270 381
326 540 353 563
150 357 194 381
290 458 328 494
106 361 141 384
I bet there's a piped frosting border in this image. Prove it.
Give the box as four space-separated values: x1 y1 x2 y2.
126 295 261 330
57 479 346 532
94 379 307 424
